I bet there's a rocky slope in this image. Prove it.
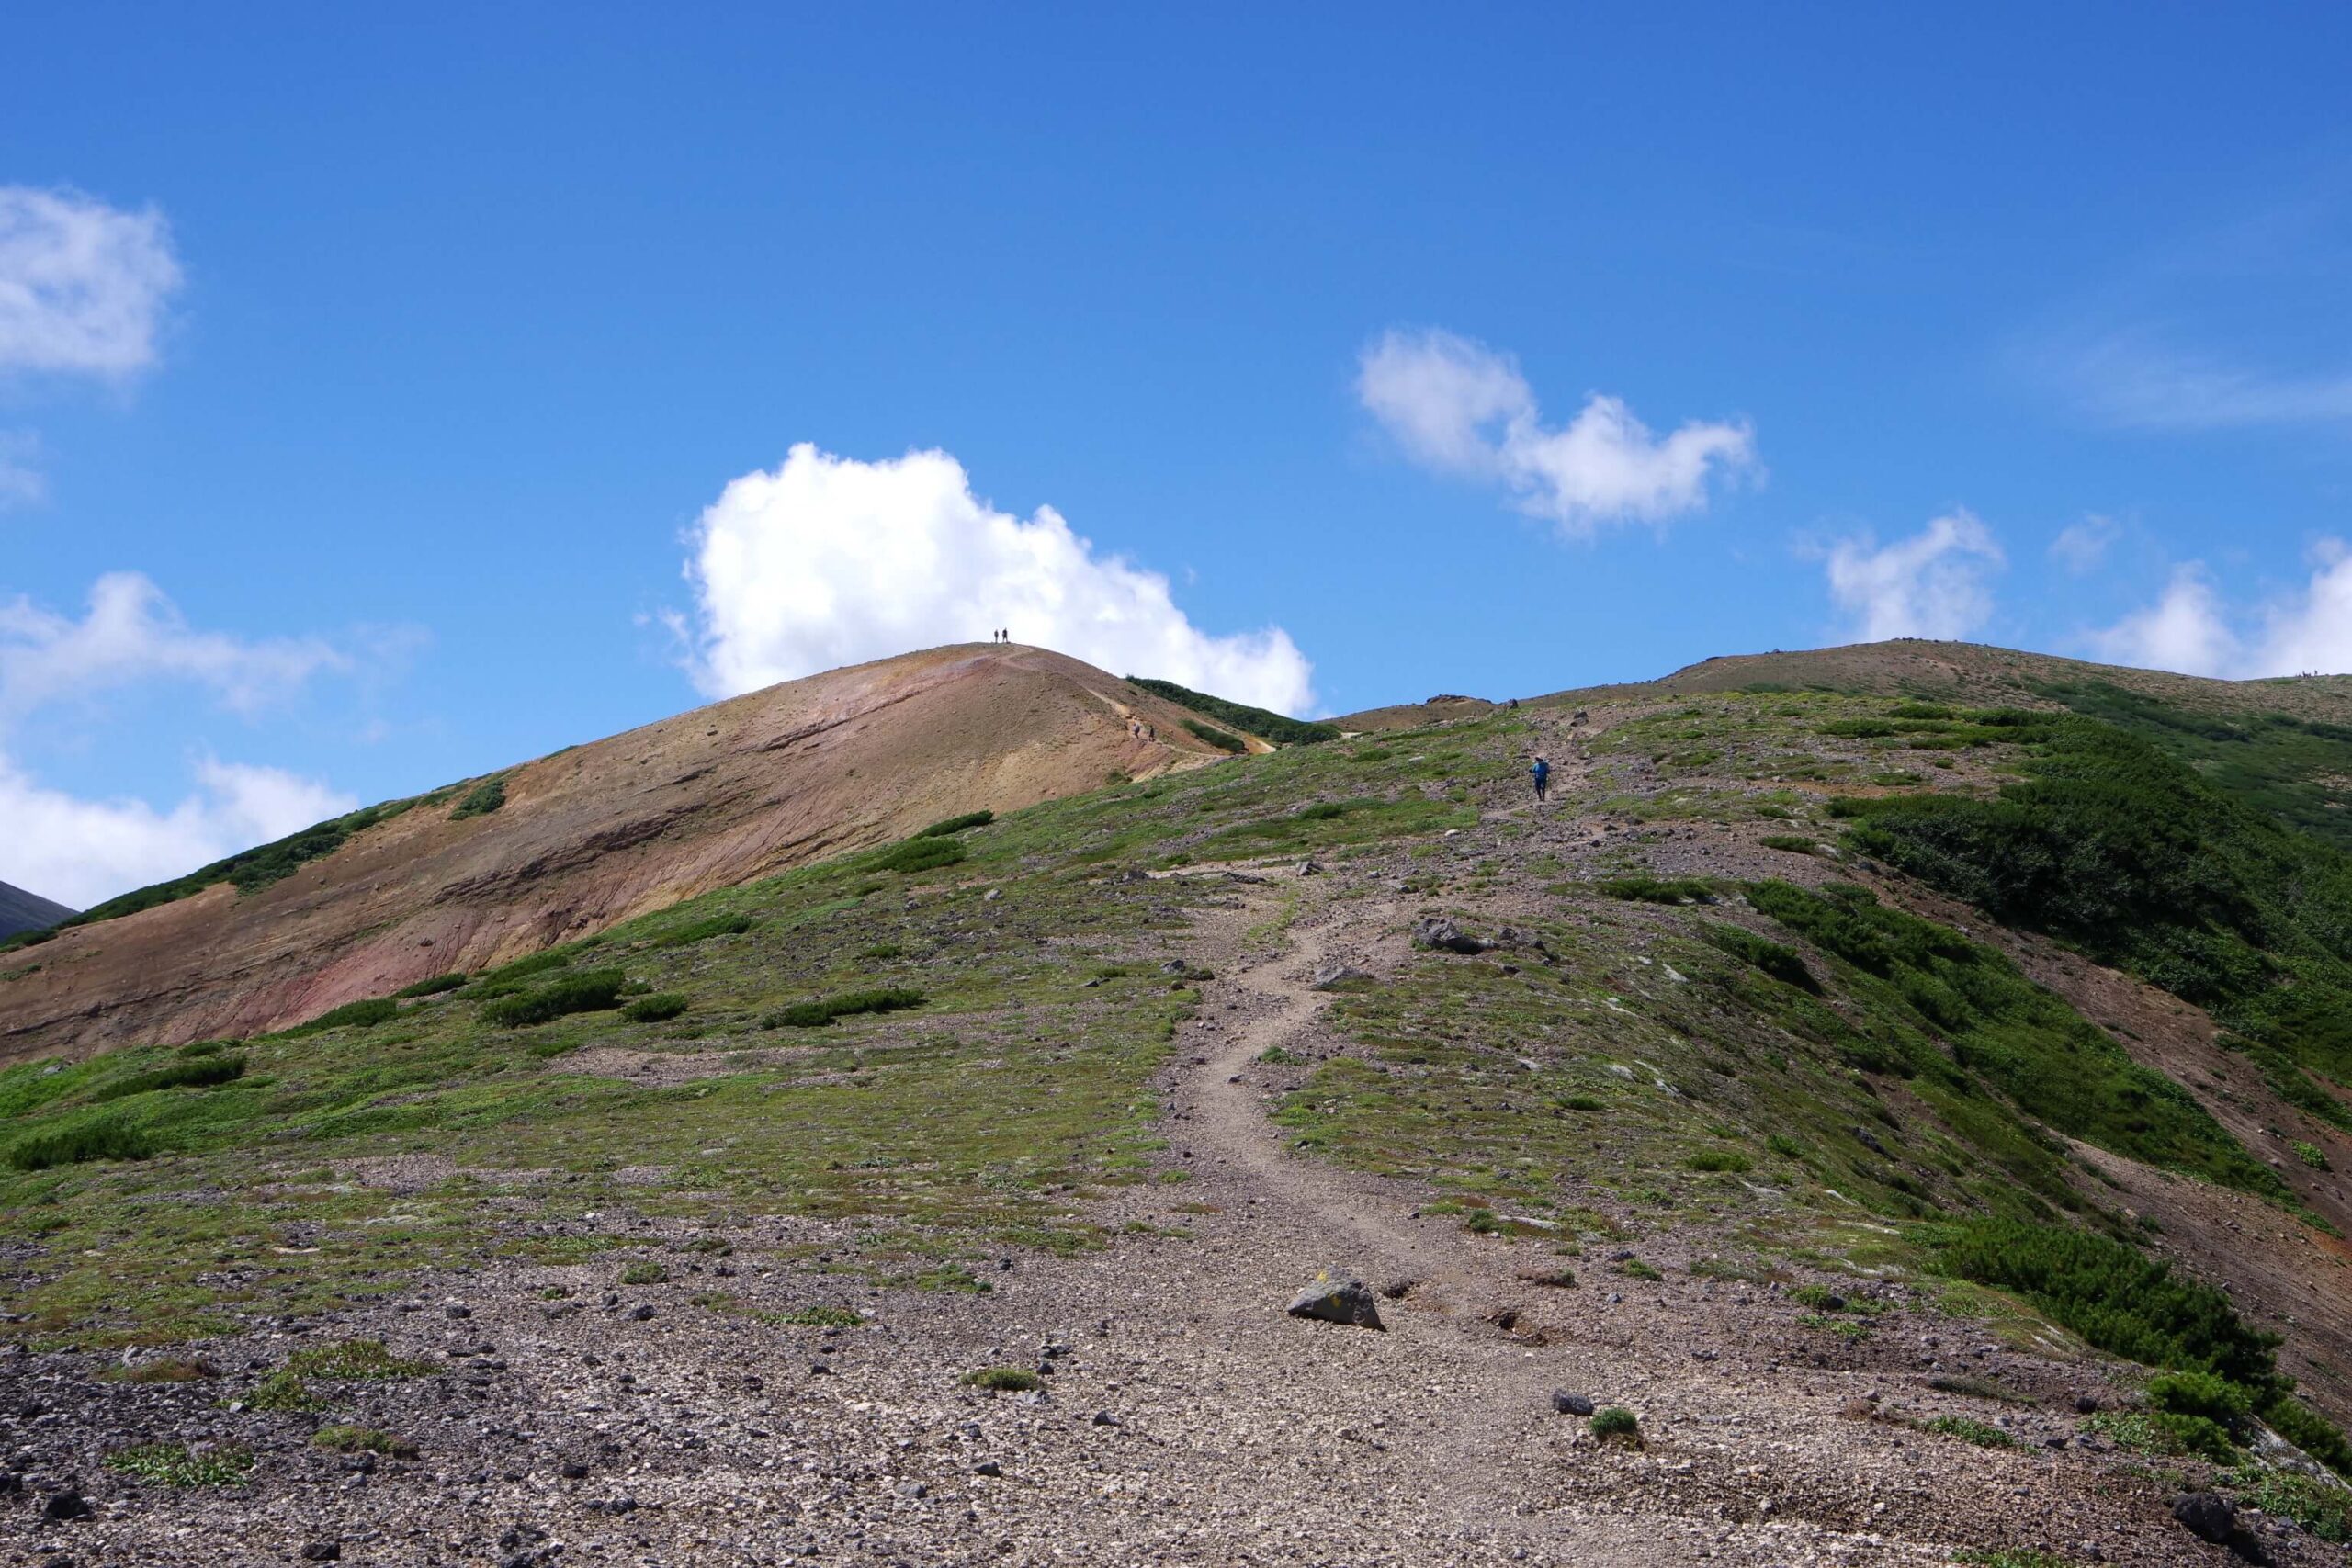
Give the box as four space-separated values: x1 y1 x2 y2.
0 644 1229 1062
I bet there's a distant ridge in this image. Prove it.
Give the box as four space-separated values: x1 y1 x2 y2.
0 881 74 942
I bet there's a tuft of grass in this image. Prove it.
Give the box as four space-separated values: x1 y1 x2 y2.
481 969 627 1028
619 1262 667 1285
1613 1258 1663 1281
1682 1148 1751 1173
311 1425 417 1458
120 1358 218 1383
962 1366 1044 1393
282 1338 435 1382
767 1305 863 1327
621 992 690 1023
1589 1406 1639 1443
762 987 924 1030
104 1441 256 1486
1257 1046 1306 1066
1924 1415 2018 1449
245 1371 323 1411
918 811 994 838
2293 1140 2332 1170
448 777 507 819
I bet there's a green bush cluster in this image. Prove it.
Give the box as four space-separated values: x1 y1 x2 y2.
1183 718 1248 753
1599 874 1715 904
284 997 399 1035
391 972 467 998
1837 717 2352 1089
621 992 690 1023
1747 879 2281 1197
654 913 757 948
867 837 967 874
1928 1216 2352 1475
7 1115 153 1170
1701 923 1818 992
1125 676 1340 747
480 969 627 1027
89 1054 245 1102
448 777 507 820
762 987 924 1029
918 811 994 838
962 1366 1043 1392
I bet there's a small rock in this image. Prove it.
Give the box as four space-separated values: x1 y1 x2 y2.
1091 1410 1120 1427
300 1543 343 1562
1310 963 1375 992
1296 860 1321 876
628 1304 655 1322
973 1460 1001 1477
446 1303 472 1320
1551 1391 1595 1416
982 888 1001 903
2172 1492 2235 1545
1285 1270 1385 1330
2074 1393 2101 1415
560 1462 589 1480
41 1490 89 1522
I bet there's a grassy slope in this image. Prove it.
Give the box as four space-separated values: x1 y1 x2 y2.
6 679 2350 1477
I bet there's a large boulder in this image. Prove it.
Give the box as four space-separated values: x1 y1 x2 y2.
2171 1492 2234 1545
1285 1270 1385 1330
1412 918 1489 955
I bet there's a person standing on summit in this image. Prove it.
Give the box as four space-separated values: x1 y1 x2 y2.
1531 754 1550 803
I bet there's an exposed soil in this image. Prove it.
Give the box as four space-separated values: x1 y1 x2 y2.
0 646 1231 1064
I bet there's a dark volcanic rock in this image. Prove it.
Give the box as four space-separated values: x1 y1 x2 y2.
1285 1271 1385 1330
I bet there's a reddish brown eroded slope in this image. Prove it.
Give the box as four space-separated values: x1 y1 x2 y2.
0 644 1227 1064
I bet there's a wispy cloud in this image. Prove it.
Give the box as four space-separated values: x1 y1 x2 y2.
2049 514 2120 575
0 186 182 380
1357 327 1758 535
2051 331 2352 433
1815 510 2006 642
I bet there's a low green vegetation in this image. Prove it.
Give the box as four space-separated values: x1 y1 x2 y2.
620 1262 667 1285
448 776 508 820
285 998 399 1035
962 1366 1044 1392
1838 716 2352 1100
867 836 967 874
282 1338 436 1381
89 1054 245 1102
1598 874 1715 904
391 973 467 998
480 970 627 1027
762 987 923 1029
1126 675 1340 747
8 1115 152 1171
621 992 689 1023
104 1441 255 1486
1589 1406 1639 1442
1923 1415 2017 1450
918 811 994 838
1183 718 1248 753
312 1425 417 1458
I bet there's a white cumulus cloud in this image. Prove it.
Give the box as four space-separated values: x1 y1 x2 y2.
0 574 358 908
678 444 1316 715
0 755 356 911
1356 327 1758 534
2092 544 2352 677
0 186 182 379
1819 511 2006 642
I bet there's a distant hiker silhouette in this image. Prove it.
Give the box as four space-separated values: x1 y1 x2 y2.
1531 754 1550 802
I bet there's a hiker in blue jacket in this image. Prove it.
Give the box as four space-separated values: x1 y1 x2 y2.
1531 754 1551 802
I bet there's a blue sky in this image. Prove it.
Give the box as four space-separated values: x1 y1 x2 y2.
5 3 2351 905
